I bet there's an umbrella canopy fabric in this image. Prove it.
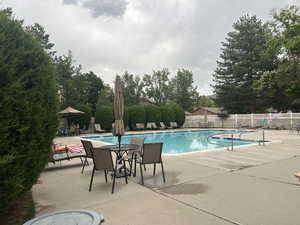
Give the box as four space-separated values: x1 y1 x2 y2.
58 106 84 115
113 76 125 137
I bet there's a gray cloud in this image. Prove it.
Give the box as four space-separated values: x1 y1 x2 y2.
4 0 297 94
62 0 128 18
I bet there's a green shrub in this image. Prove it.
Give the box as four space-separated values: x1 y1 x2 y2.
69 104 92 130
160 105 175 127
145 105 161 124
128 105 146 129
95 105 113 131
173 104 185 127
0 10 58 216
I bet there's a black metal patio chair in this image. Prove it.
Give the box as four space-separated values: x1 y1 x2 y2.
81 140 94 174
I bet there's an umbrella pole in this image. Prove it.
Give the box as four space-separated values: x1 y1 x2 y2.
118 135 121 150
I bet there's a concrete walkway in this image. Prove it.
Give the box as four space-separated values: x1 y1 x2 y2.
33 130 300 225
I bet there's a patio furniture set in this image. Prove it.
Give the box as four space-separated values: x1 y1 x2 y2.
50 137 166 194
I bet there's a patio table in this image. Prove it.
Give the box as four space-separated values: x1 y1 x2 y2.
23 209 104 225
94 144 139 178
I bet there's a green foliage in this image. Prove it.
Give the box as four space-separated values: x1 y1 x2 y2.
121 71 144 105
97 84 114 106
171 69 199 111
128 105 146 129
160 105 175 127
256 5 300 111
69 104 92 129
213 15 274 113
145 105 162 124
54 52 103 112
143 68 172 105
172 104 185 127
0 10 58 214
95 106 114 131
196 95 217 108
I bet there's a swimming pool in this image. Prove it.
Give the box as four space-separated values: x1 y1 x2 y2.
82 130 257 154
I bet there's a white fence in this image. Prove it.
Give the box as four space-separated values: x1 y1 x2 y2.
183 112 300 129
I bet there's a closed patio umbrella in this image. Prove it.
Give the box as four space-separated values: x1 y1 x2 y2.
113 76 125 149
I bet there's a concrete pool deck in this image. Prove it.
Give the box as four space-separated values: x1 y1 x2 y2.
33 129 300 225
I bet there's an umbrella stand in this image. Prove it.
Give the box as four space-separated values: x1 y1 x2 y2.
118 135 122 150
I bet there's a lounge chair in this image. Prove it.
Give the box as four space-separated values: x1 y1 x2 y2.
170 122 178 128
136 123 145 130
146 122 152 129
136 143 166 185
94 123 105 133
159 122 167 129
85 140 127 194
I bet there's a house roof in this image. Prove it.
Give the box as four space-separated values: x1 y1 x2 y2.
192 107 223 114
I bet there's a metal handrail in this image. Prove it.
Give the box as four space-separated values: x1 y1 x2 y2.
206 129 254 151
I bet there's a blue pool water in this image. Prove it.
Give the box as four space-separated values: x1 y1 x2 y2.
83 130 256 154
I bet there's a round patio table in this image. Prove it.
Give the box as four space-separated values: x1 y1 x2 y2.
95 144 139 178
23 210 104 225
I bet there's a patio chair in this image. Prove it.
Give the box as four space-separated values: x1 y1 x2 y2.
88 144 127 194
81 140 94 174
123 137 145 176
136 143 166 185
95 123 105 133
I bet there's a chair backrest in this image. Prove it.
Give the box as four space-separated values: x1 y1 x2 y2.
92 148 114 171
81 140 93 158
160 122 165 128
142 143 163 164
130 137 145 152
136 123 144 129
146 123 152 129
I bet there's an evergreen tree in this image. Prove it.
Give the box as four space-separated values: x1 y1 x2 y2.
171 69 199 111
213 15 274 113
121 71 144 105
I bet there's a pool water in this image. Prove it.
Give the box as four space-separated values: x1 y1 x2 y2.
83 130 257 154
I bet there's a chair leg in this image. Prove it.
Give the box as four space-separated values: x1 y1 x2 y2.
123 160 128 184
134 154 137 177
160 160 166 183
112 172 116 194
153 163 156 176
89 167 95 192
140 163 144 185
81 158 87 174
104 170 108 183
144 164 146 171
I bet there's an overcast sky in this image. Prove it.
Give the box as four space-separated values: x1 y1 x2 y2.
3 0 298 94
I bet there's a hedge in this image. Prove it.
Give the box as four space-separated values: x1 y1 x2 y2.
173 104 185 127
145 105 161 125
128 105 146 129
0 10 58 216
95 105 113 131
69 104 92 130
160 105 175 127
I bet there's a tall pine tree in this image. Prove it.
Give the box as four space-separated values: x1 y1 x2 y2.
213 15 274 113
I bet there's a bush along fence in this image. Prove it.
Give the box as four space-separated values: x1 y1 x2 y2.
183 112 300 130
92 104 185 131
